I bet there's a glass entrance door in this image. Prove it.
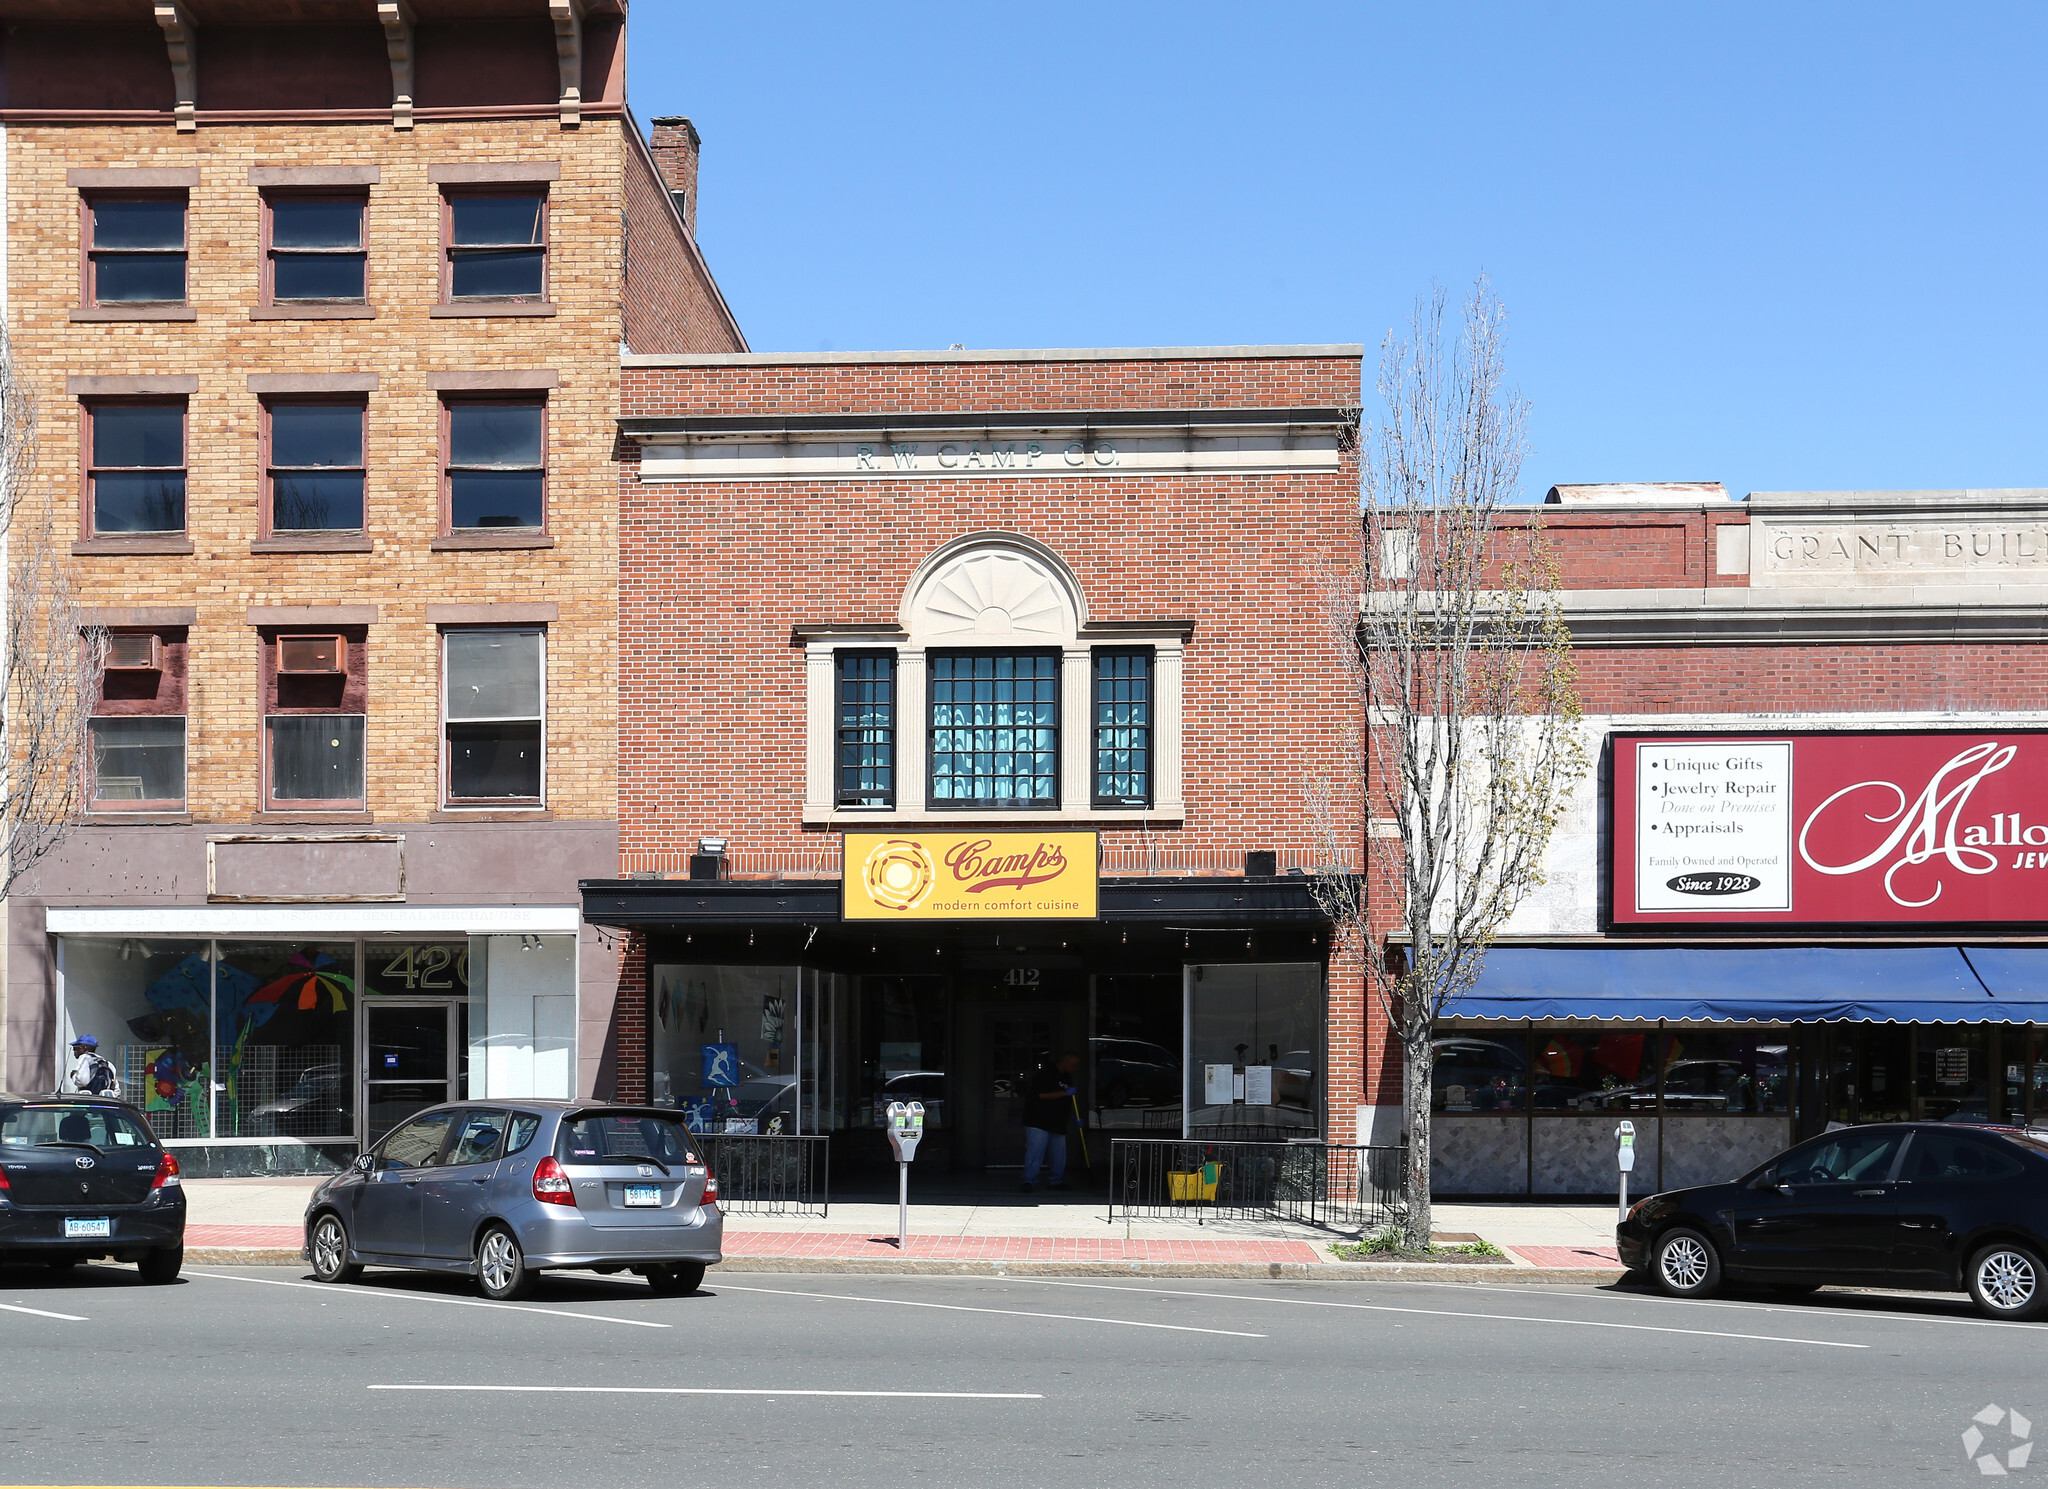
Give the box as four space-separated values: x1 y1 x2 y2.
364 1001 458 1146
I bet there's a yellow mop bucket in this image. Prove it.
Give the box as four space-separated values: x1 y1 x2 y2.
1168 1161 1221 1203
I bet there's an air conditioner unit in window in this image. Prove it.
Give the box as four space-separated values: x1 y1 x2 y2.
277 634 346 675
103 633 161 672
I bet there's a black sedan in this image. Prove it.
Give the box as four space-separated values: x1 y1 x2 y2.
1617 1122 2048 1319
0 1094 185 1282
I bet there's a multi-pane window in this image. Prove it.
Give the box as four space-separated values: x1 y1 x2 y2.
265 630 365 810
445 401 545 531
268 403 365 532
834 652 896 808
1092 649 1154 808
928 652 1059 808
86 197 186 305
87 404 186 535
445 192 547 300
89 629 186 813
443 629 544 804
266 197 366 303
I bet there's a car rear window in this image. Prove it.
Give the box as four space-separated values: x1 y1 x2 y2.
1 1104 156 1150
557 1111 695 1165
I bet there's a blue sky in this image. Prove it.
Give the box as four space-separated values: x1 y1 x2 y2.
627 2 2047 502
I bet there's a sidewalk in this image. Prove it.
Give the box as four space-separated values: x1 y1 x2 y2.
176 1178 1625 1280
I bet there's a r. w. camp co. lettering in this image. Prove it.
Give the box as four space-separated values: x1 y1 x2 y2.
851 441 1119 472
944 838 1069 895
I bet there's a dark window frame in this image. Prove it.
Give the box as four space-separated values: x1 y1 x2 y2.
439 185 550 304
440 625 546 809
834 649 897 809
87 625 188 814
261 190 369 307
261 397 368 538
80 190 188 308
81 398 187 539
261 626 368 813
1091 646 1154 809
439 396 548 536
926 648 1062 811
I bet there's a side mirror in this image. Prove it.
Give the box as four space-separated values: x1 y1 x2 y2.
354 1152 375 1173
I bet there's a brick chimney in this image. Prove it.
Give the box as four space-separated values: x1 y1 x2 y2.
648 116 701 238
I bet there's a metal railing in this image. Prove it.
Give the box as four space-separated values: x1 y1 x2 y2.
693 1133 830 1217
1107 1138 1404 1232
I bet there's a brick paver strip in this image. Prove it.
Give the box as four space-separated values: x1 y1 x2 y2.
1510 1245 1623 1268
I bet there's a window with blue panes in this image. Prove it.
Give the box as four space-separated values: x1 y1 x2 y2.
1092 649 1153 807
834 652 896 807
928 652 1059 807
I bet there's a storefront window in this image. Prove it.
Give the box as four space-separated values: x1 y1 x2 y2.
1433 1028 1528 1113
1916 1025 1992 1123
1526 1026 1661 1112
61 938 213 1139
1093 973 1183 1131
1857 1026 1913 1123
214 942 355 1139
1661 1029 1789 1114
467 935 574 1101
1188 964 1320 1136
648 965 800 1132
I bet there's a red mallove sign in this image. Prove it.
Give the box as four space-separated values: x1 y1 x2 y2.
1612 731 2048 925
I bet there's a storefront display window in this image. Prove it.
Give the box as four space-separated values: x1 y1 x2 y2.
854 975 949 1136
1858 1026 1914 1123
1188 964 1320 1136
648 965 801 1132
61 938 214 1139
466 935 573 1101
1528 1026 1661 1112
213 942 355 1139
1660 1029 1789 1114
1433 1029 1528 1113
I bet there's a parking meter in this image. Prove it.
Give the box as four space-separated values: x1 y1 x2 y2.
886 1101 924 1248
1616 1119 1636 1219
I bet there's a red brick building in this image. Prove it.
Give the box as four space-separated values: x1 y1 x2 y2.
584 346 1367 1173
1412 483 2048 1196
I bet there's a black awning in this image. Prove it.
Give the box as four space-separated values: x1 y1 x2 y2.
580 875 1335 929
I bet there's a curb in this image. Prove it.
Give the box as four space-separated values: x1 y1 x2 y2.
183 1246 1624 1285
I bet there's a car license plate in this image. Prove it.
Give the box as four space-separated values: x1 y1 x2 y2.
623 1185 661 1208
64 1217 111 1239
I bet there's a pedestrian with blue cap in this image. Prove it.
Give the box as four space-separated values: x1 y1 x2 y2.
64 1035 121 1098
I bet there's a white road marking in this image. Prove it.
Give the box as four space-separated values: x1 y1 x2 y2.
714 1282 1266 1338
370 1384 1041 1400
0 1301 87 1322
1358 1275 2048 1333
189 1270 670 1329
1009 1279 1865 1349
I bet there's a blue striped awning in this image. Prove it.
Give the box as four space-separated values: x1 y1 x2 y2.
1447 946 2048 1024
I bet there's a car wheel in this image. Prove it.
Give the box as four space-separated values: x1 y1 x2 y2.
137 1247 183 1285
476 1224 531 1301
1968 1242 2048 1321
1651 1227 1722 1298
645 1262 706 1295
309 1213 362 1284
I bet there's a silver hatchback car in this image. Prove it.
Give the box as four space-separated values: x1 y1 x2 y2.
303 1100 723 1299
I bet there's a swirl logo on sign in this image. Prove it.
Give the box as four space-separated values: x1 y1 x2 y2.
863 838 937 912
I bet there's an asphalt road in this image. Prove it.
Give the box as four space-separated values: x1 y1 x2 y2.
0 1261 2039 1488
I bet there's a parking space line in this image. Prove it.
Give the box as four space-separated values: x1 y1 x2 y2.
1347 1275 2048 1333
713 1282 1266 1338
1008 1279 1866 1349
370 1384 1042 1400
188 1270 670 1328
0 1302 87 1322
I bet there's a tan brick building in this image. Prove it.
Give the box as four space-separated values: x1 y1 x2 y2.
0 0 741 1172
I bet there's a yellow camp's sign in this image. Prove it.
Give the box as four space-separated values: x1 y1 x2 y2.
843 831 1098 921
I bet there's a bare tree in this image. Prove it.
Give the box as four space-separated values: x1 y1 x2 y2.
0 324 104 897
1311 282 1587 1249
